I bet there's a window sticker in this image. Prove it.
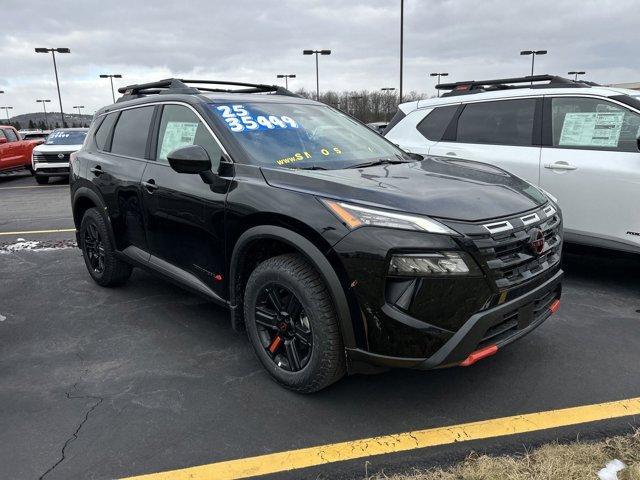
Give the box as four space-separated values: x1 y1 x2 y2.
211 104 299 133
49 132 70 139
159 121 198 159
559 112 624 148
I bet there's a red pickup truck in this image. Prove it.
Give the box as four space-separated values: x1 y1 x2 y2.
0 125 43 174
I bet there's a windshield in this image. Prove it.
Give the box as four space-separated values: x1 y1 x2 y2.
208 102 408 169
45 130 87 145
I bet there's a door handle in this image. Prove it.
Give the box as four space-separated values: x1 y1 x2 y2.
445 152 458 157
142 179 159 192
90 165 103 176
544 162 577 171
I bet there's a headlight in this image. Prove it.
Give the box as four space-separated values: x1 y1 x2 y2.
322 199 457 235
389 252 469 275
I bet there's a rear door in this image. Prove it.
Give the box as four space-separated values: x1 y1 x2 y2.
89 106 154 253
428 98 543 184
539 95 640 250
141 103 229 297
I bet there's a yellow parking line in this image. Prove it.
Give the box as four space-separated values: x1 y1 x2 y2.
0 228 76 236
121 396 640 480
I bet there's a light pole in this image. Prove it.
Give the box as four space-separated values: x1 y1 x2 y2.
35 47 70 127
399 0 404 104
1 106 13 122
36 99 51 129
381 87 396 121
568 71 586 81
430 72 449 97
276 74 296 90
99 74 123 103
303 49 331 101
520 50 547 81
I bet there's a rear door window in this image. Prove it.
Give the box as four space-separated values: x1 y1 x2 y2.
94 113 118 151
416 105 458 141
110 106 155 158
550 97 640 152
456 99 536 146
3 128 18 142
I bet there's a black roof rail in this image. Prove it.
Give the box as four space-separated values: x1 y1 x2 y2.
436 75 593 97
116 78 299 102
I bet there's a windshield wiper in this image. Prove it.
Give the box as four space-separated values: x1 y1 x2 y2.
345 158 411 169
293 165 327 170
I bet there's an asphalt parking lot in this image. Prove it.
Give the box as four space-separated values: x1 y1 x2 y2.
1 171 640 480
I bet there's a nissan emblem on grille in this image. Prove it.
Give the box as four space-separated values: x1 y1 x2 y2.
57 153 65 159
529 228 545 255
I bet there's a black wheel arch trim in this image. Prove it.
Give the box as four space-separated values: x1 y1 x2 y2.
72 186 114 245
229 225 356 349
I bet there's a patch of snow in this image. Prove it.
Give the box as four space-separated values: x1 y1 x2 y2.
0 314 5 322
16 238 25 241
0 240 76 254
598 459 626 480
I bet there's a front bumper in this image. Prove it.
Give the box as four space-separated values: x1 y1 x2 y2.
33 162 70 176
346 269 563 370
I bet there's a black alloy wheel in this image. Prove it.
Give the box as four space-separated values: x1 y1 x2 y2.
255 284 313 372
83 222 105 274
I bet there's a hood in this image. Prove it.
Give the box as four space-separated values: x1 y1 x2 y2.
261 156 547 222
33 144 83 153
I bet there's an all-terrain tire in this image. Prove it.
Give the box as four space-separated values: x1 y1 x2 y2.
80 207 132 287
244 253 346 393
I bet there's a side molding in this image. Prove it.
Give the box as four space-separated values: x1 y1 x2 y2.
229 225 356 349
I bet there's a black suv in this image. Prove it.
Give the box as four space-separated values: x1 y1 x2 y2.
70 79 563 392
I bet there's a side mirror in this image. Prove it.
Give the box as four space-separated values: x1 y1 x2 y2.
167 145 212 174
0 137 7 145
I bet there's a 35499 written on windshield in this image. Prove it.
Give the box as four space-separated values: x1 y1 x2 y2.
213 104 299 133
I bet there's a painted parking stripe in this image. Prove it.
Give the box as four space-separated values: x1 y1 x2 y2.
121 396 640 480
0 185 68 190
0 228 76 236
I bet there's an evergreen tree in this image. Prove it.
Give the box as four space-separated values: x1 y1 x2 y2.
28 120 36 129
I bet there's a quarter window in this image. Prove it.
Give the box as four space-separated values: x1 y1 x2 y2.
95 113 118 151
416 105 458 141
3 129 18 142
110 106 155 158
156 105 221 169
456 99 536 146
550 97 640 152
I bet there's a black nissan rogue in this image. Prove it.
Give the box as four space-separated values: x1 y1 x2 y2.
70 79 563 393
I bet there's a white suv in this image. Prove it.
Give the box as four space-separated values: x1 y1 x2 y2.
385 75 640 254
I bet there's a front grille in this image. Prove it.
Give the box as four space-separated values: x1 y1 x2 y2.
33 152 70 163
471 211 562 289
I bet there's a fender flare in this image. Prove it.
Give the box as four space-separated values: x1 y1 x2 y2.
229 225 356 349
72 186 116 245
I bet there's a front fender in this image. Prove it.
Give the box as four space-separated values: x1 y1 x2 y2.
228 225 356 349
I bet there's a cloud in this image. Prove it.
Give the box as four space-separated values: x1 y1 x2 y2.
1 0 639 116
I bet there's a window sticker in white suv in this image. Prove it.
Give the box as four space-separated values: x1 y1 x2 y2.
159 121 198 159
559 112 624 148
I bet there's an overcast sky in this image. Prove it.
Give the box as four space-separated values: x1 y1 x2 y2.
1 0 639 117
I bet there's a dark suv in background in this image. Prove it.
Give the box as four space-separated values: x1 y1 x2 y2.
70 79 563 392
